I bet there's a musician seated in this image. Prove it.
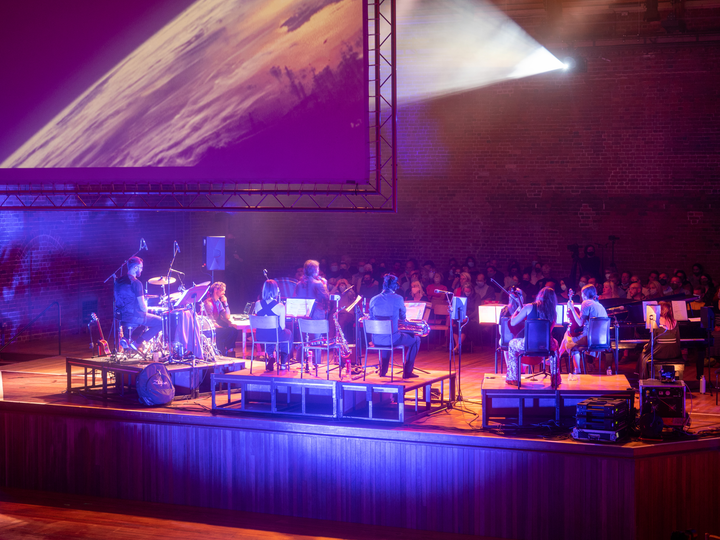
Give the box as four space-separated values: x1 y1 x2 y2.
369 274 421 379
566 284 608 372
637 301 681 378
114 256 162 352
505 287 559 387
203 282 239 357
254 280 293 371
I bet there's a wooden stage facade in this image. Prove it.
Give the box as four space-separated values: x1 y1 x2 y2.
1 338 719 540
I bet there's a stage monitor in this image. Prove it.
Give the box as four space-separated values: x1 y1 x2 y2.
0 0 368 186
404 302 426 321
286 298 315 318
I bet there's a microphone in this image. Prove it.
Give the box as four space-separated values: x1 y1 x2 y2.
263 269 268 279
140 238 148 251
174 241 180 253
169 269 185 275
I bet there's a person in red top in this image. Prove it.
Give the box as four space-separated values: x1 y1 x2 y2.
427 272 448 299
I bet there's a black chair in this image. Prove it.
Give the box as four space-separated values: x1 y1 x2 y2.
518 318 557 389
576 317 611 374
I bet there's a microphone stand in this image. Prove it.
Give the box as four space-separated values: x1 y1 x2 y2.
103 242 145 354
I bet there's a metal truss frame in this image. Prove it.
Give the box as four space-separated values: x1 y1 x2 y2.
0 0 397 212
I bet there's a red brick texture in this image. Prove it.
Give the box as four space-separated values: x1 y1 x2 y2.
1 42 719 338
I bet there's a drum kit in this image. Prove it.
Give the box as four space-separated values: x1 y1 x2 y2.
142 277 218 363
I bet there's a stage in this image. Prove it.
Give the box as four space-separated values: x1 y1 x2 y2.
1 336 719 540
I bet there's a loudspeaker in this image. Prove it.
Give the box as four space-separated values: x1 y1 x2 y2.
700 306 715 329
203 236 225 271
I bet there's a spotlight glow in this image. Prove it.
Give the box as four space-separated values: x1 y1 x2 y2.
396 0 565 103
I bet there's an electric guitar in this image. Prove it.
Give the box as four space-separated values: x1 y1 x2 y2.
90 313 111 357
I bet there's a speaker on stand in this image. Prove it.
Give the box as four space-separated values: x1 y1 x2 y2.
203 236 226 282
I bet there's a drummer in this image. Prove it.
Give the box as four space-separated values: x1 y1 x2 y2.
203 282 239 357
114 257 163 352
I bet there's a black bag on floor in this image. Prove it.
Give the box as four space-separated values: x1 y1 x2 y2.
136 362 175 406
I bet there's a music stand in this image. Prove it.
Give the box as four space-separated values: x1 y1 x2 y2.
170 283 213 365
286 298 315 318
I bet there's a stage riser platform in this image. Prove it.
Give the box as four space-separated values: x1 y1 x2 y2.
1 403 718 540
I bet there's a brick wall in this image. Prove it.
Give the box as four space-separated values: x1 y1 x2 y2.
1 41 719 339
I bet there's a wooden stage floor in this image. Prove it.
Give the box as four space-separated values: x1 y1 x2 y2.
2 334 719 441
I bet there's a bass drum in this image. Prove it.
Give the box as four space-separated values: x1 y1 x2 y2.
198 315 218 361
166 310 203 359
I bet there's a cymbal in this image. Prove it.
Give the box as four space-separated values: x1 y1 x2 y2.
147 276 176 286
196 281 211 287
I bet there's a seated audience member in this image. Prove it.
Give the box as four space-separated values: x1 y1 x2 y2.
486 265 504 296
566 284 608 373
668 276 683 295
599 281 620 300
637 301 681 377
465 256 479 278
689 264 703 290
330 278 351 295
675 269 688 283
530 262 544 286
327 261 341 280
358 272 380 299
658 273 673 296
253 280 293 371
504 262 521 290
627 282 644 301
681 282 694 296
398 259 418 295
474 273 495 304
537 263 554 288
427 272 448 300
421 261 436 286
406 280 428 302
699 274 716 306
557 279 571 302
519 271 537 300
608 273 624 298
453 272 472 296
619 272 631 297
645 280 664 300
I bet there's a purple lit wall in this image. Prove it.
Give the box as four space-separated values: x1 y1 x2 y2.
1 42 720 341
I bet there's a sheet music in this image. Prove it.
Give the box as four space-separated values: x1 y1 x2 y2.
671 300 688 321
286 298 315 317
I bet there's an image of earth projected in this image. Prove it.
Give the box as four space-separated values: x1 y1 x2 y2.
1 0 367 183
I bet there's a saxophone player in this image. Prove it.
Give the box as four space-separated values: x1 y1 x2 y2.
253 280 293 371
368 274 420 379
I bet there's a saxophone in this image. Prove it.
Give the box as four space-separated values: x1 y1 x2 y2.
330 295 352 377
